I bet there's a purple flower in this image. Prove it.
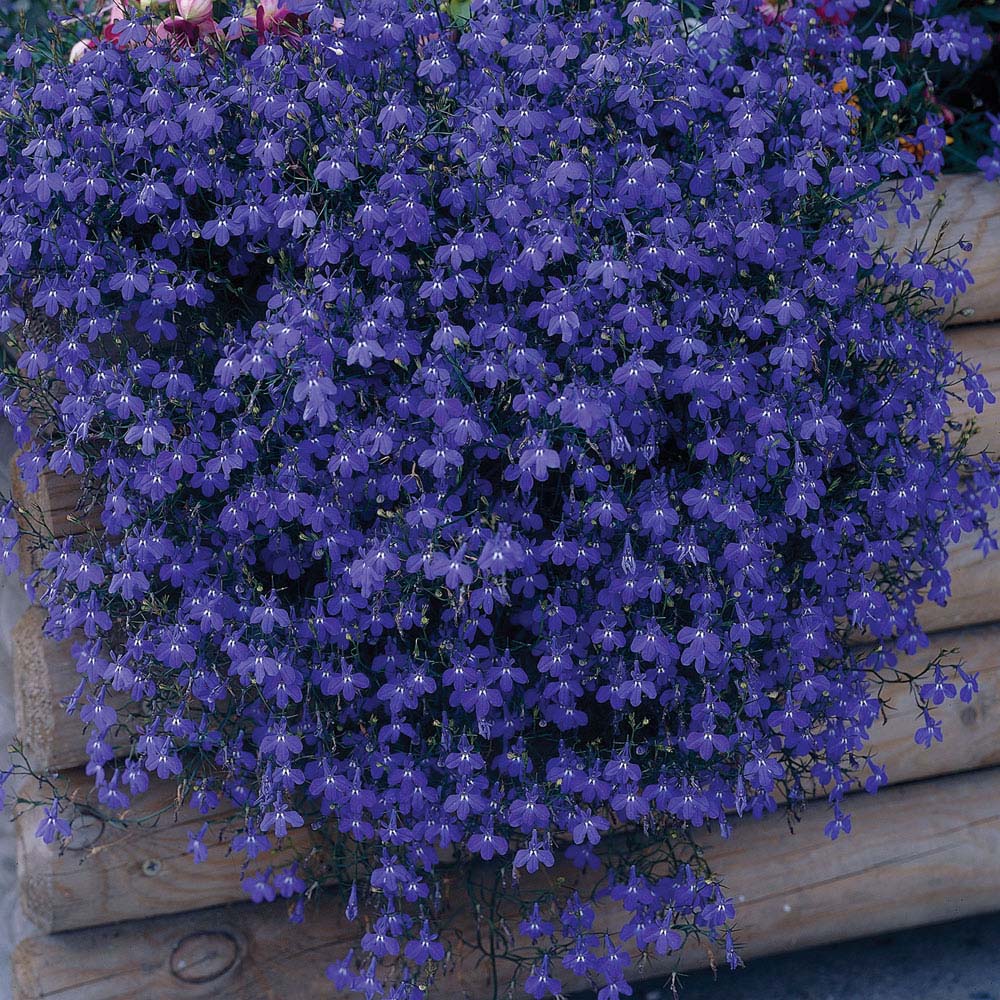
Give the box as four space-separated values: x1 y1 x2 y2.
260 799 304 838
1 2 996 995
524 956 561 999
187 822 209 863
241 869 276 904
35 801 71 844
403 920 445 965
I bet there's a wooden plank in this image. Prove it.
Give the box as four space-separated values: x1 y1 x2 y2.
14 620 1000 935
11 898 357 1000
33 466 103 539
672 764 1000 972
10 607 82 774
13 765 1000 999
15 771 302 933
949 323 1000 456
918 502 1000 635
866 622 1000 781
885 173 1000 326
436 761 1000 988
8 453 38 573
8 454 102 574
10 608 131 773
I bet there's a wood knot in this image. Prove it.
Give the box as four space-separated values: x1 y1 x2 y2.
960 704 979 727
170 930 240 984
65 812 104 851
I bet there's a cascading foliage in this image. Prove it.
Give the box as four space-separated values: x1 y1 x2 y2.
0 1 998 997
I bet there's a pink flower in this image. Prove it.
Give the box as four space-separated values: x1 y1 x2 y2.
68 38 97 62
814 1 856 26
104 0 128 24
758 1 786 24
156 0 218 43
248 0 301 44
232 1 341 47
176 0 213 23
102 0 130 43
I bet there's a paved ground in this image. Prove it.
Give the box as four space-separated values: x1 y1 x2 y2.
0 413 997 998
661 912 1000 999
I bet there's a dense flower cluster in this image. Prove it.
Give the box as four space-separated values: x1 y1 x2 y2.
1 1 998 996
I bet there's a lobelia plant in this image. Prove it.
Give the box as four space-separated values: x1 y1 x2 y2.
912 0 1000 173
0 1 998 997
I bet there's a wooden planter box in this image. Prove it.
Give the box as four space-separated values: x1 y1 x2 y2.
7 174 1000 999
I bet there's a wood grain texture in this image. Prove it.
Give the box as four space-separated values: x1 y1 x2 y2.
425 760 1000 988
15 772 301 933
10 608 131 773
7 452 37 574
677 763 1000 970
10 608 80 774
13 765 1000 1000
11 897 356 1000
14 620 1000 935
867 621 1000 781
34 466 103 540
885 173 1000 326
918 501 1000 635
8 454 102 574
949 323 1000 456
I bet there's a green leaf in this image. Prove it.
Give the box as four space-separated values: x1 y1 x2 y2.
447 0 472 27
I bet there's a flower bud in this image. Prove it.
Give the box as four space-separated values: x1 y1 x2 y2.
176 0 213 22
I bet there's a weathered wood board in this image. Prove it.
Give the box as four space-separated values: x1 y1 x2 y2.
11 607 129 773
10 606 129 774
864 622 1000 780
886 173 1000 327
8 458 101 573
949 323 1000 456
15 772 301 934
9 607 82 773
13 765 1000 1000
917 502 1000 635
